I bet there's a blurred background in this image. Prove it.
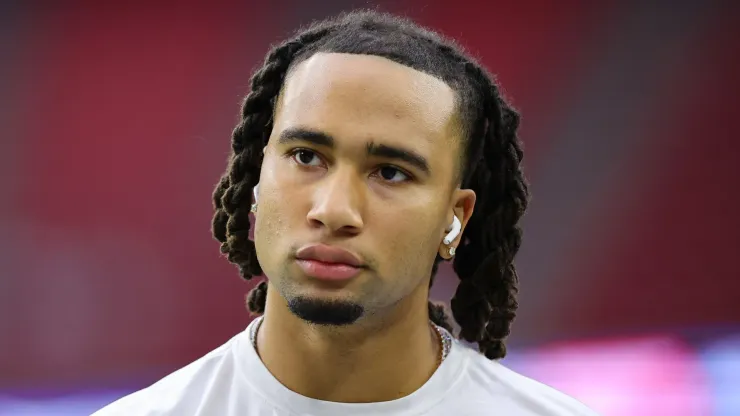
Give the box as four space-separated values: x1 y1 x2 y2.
1 0 738 415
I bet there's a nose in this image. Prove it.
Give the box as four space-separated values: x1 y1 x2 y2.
306 170 364 235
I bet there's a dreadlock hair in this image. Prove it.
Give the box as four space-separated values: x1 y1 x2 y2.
212 10 529 360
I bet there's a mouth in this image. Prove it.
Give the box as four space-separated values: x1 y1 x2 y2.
294 244 365 281
295 259 362 281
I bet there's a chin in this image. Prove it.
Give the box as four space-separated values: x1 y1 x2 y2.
287 295 365 326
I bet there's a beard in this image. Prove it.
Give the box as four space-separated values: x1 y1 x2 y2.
287 296 365 326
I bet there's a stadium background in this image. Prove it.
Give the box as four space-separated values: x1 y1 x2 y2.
1 0 738 414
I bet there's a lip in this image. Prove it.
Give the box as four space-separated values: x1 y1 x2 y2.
296 244 364 267
295 244 365 281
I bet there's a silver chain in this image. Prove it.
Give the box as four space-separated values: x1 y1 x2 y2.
249 317 452 362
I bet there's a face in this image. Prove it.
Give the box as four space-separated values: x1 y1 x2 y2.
253 52 475 326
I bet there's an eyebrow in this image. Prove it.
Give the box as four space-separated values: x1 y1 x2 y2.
278 127 334 148
277 127 430 175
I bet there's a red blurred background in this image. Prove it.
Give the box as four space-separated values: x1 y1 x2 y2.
1 1 738 415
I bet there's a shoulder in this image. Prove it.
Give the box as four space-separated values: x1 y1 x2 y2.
455 345 599 416
92 331 245 416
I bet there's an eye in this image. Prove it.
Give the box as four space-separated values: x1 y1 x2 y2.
290 149 323 167
376 166 411 183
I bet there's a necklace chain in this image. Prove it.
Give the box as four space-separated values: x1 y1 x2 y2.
249 316 451 365
432 321 452 365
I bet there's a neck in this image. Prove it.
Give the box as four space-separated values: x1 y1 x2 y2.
254 285 440 403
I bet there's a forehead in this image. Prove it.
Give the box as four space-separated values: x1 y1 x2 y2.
273 52 460 162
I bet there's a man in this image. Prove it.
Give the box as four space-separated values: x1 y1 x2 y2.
94 10 597 415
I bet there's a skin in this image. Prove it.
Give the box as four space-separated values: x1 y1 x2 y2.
252 52 476 403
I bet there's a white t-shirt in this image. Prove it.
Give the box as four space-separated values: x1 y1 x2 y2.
93 318 598 415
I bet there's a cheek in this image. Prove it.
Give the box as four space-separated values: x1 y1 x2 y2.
254 183 301 239
254 199 282 245
254 192 298 281
253 161 304 272
373 201 443 280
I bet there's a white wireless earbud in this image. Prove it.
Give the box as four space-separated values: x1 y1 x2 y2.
443 216 461 245
253 183 259 202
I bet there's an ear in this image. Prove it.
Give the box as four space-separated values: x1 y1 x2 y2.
438 188 476 260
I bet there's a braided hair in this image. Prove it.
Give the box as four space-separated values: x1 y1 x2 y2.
212 10 529 360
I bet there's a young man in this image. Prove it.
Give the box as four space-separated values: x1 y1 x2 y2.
94 10 597 416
